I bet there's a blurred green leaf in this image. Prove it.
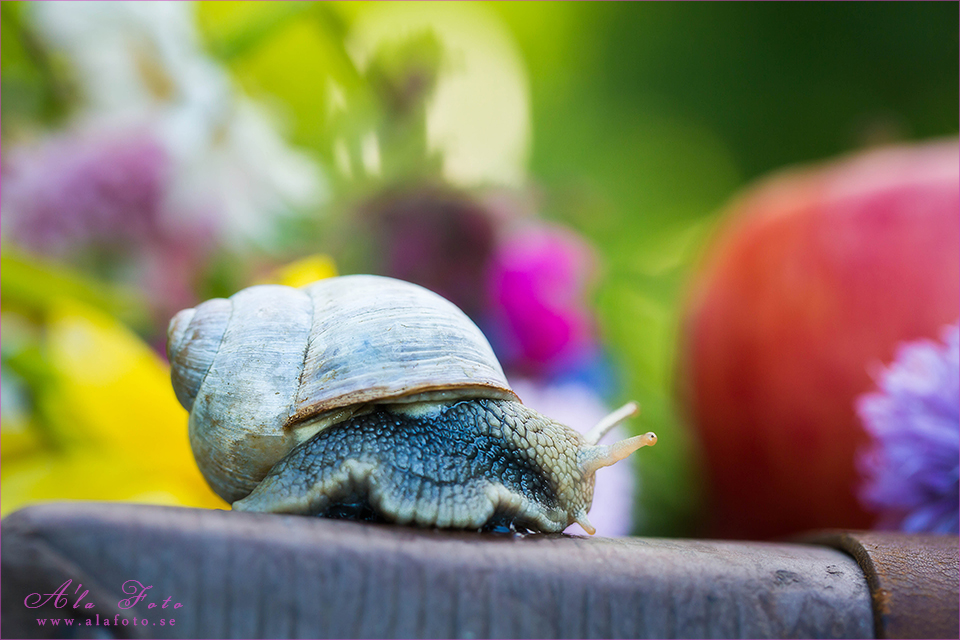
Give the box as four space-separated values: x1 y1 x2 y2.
0 1 73 129
596 272 705 536
199 1 315 61
1 249 150 331
196 0 374 168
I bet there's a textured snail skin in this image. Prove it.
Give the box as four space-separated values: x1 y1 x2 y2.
232 399 594 533
169 276 656 534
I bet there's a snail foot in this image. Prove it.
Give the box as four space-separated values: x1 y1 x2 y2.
231 403 571 533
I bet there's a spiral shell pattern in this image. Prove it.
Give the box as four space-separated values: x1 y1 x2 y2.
168 275 517 503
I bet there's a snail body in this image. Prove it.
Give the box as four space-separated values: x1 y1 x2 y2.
168 275 655 534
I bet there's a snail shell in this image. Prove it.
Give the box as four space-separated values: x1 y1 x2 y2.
168 275 655 533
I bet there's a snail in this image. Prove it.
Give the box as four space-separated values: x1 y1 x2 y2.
167 275 656 534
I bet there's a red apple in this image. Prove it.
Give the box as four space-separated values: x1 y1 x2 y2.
681 139 959 540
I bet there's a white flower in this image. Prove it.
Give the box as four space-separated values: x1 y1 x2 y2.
30 0 325 250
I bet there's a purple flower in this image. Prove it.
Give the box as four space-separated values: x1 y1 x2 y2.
362 187 497 320
2 127 215 329
856 324 960 534
3 128 170 257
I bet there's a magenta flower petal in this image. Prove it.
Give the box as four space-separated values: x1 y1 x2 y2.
486 224 599 378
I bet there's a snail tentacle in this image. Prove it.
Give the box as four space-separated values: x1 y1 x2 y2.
573 509 596 536
579 432 658 478
583 401 640 445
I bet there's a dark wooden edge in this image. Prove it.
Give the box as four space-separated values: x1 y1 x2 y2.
801 530 960 639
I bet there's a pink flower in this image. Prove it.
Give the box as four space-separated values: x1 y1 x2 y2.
485 224 599 379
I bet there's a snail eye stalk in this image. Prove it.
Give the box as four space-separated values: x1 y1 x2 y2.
583 401 640 445
580 430 657 477
579 401 656 477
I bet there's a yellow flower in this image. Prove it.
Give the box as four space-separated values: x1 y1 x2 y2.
2 253 341 516
1 298 225 515
258 253 338 288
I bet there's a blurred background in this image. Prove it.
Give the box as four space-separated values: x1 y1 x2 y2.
2 1 957 538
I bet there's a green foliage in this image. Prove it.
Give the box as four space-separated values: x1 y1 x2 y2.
1 249 150 331
3 1 956 535
0 1 73 131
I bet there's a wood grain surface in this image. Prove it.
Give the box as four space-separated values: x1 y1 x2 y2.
3 503 876 638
